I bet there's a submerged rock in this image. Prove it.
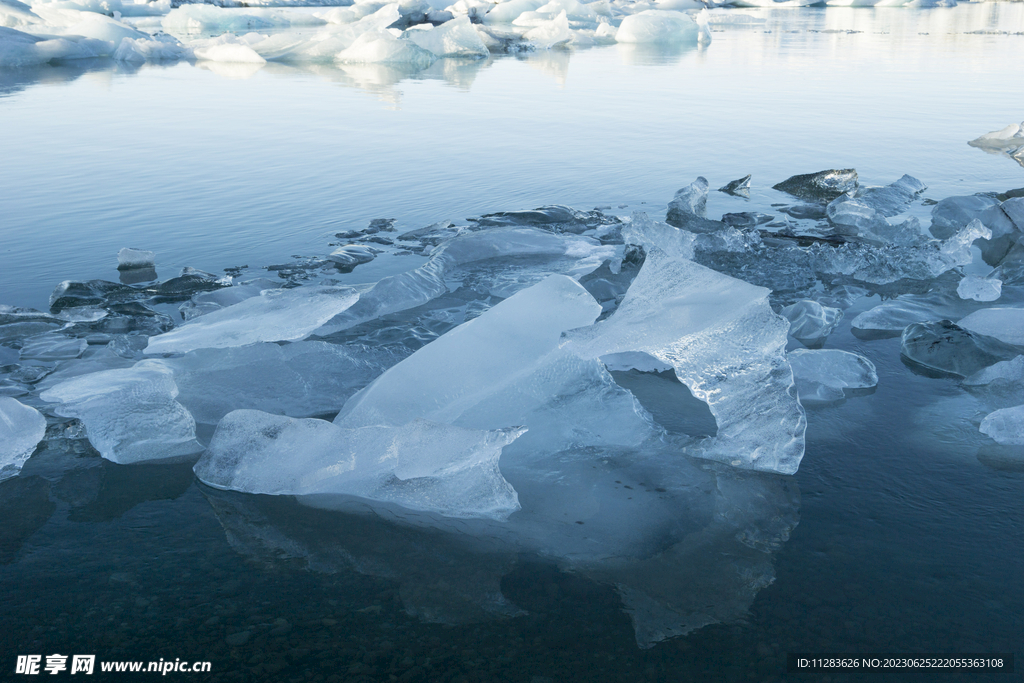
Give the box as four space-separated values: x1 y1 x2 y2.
773 169 858 202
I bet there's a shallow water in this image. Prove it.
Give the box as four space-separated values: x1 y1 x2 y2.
2 3 1024 682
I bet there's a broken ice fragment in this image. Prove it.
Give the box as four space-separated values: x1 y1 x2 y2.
666 177 725 233
50 279 136 311
145 286 359 355
404 16 489 58
957 275 1002 302
980 405 1024 445
718 174 751 197
117 247 155 270
773 169 858 202
195 411 524 521
779 300 843 346
18 334 88 361
957 308 1024 346
327 245 376 272
788 348 877 405
39 365 203 464
0 396 46 481
900 320 1021 378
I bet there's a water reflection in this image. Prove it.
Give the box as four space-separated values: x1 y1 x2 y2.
201 463 799 648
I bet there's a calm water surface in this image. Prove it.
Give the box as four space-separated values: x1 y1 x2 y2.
1 4 1023 682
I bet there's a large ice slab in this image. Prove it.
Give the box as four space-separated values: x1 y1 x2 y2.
39 365 203 464
337 274 603 427
568 214 806 474
145 286 358 355
826 174 925 239
195 411 524 520
404 15 488 57
0 396 46 481
788 348 877 404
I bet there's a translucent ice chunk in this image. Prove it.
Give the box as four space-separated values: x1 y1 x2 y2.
40 365 203 464
19 333 87 361
327 244 377 271
826 174 925 238
788 348 877 405
117 247 155 269
667 176 707 219
957 275 1002 302
900 320 1020 378
145 286 359 355
780 300 843 346
149 341 401 425
969 121 1024 153
484 0 545 23
195 411 524 520
980 405 1024 445
958 308 1024 346
615 10 698 44
929 194 1016 242
964 356 1024 388
0 396 46 481
403 15 488 57
0 25 104 67
314 227 614 335
569 215 806 474
337 275 603 428
179 278 283 321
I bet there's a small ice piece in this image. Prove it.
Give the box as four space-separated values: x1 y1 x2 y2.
0 396 46 481
779 300 843 346
403 15 489 57
900 320 1021 378
18 334 88 361
117 247 155 270
788 348 877 405
980 405 1024 445
327 244 376 272
957 275 1002 302
195 411 524 520
39 365 203 464
615 10 699 44
773 169 858 202
718 174 751 197
957 308 1024 346
145 286 359 355
666 177 724 233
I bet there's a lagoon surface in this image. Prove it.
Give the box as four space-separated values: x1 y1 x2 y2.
1 3 1024 682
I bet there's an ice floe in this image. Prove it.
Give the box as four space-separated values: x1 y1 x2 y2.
0 396 47 481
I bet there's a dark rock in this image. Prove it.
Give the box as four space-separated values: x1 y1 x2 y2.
773 169 858 202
